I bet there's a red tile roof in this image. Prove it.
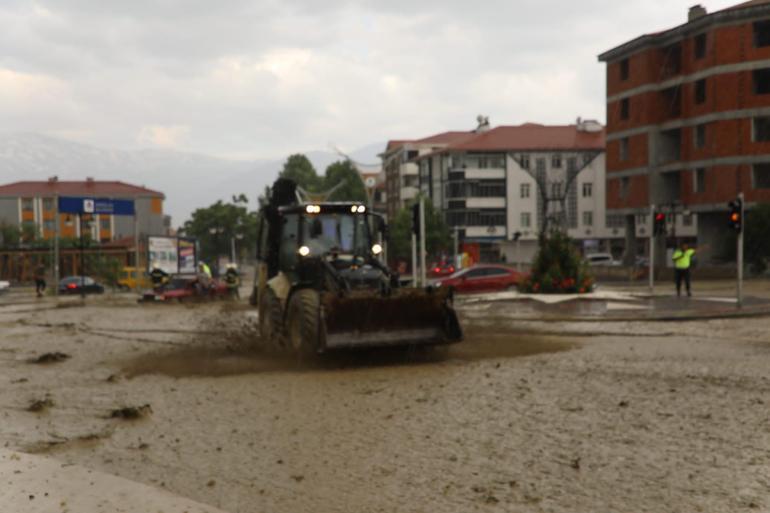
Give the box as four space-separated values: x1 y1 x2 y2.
440 124 605 152
385 131 474 152
0 180 164 198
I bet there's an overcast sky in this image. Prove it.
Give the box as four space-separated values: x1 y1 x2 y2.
0 0 743 161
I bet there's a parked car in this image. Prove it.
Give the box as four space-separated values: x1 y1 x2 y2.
430 262 456 278
585 253 620 267
59 276 105 295
117 266 151 291
0 280 9 294
433 265 524 294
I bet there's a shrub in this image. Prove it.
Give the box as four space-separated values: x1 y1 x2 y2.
519 230 594 294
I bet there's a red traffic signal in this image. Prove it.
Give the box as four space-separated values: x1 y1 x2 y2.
653 211 666 236
728 199 743 232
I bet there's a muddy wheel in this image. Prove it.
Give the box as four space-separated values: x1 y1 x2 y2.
287 288 322 356
249 287 258 306
259 288 284 347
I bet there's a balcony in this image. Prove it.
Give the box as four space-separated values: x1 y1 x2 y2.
402 162 418 176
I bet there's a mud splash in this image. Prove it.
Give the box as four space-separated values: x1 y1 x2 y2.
121 328 574 379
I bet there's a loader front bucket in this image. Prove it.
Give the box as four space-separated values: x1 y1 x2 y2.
320 288 462 350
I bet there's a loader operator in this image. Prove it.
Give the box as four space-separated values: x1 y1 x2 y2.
149 263 169 292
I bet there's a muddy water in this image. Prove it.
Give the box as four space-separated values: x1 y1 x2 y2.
122 329 573 379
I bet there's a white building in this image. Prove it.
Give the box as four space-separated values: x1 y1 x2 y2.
412 120 699 265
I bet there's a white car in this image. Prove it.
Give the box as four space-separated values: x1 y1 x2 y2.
585 253 620 267
0 281 9 293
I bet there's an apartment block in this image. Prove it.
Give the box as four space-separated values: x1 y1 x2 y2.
598 1 770 261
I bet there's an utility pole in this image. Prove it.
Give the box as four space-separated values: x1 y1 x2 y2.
419 197 426 288
453 226 459 270
737 192 745 307
53 194 60 296
411 232 417 287
649 203 655 294
133 214 140 292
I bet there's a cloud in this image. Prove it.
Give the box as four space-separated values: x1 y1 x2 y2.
0 0 749 160
137 125 191 148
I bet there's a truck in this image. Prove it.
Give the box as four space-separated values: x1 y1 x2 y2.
250 178 463 354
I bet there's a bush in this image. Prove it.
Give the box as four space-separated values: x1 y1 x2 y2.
519 230 594 294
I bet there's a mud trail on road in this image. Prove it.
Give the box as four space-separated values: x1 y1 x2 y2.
1 298 770 513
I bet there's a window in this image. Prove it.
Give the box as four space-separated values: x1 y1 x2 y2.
478 156 488 168
636 214 648 225
694 79 706 104
754 20 770 48
536 158 546 172
520 183 530 199
405 150 419 161
22 198 33 212
520 155 530 169
620 98 629 120
567 157 577 172
43 219 55 232
693 168 706 193
582 183 593 198
279 213 300 269
620 138 629 161
695 124 706 148
100 217 111 231
552 155 562 168
620 58 629 81
694 33 707 59
521 212 531 228
753 163 770 189
754 116 770 142
753 68 770 95
551 182 562 197
582 211 593 227
606 214 624 228
43 198 54 211
683 214 694 226
620 177 630 199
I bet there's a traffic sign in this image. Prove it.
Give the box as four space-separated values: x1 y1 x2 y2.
59 197 135 216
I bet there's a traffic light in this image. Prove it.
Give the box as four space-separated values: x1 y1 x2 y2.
728 198 743 233
411 203 420 236
653 211 666 236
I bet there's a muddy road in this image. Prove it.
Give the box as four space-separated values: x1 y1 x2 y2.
1 295 769 512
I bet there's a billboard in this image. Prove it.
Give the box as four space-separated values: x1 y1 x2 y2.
148 237 179 274
148 236 198 275
59 197 135 216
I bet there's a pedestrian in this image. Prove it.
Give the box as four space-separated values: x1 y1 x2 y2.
224 263 240 299
33 263 46 298
672 242 697 297
149 262 169 292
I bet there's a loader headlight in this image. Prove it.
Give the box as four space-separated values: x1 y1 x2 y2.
298 245 310 257
371 243 383 255
357 205 366 213
305 205 321 214
435 281 443 287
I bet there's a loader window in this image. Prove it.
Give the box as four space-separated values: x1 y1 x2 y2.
302 213 370 257
279 214 300 269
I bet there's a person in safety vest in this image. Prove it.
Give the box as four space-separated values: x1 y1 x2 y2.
224 263 240 298
149 263 169 292
672 242 696 297
197 261 212 294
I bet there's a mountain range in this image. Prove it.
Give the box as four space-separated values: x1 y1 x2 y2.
0 133 384 226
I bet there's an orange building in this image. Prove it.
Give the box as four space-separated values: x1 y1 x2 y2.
0 177 166 244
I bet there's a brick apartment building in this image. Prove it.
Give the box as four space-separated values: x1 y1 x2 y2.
0 178 167 244
391 120 624 264
599 1 770 262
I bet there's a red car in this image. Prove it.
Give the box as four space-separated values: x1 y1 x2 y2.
433 265 524 294
139 277 230 303
430 263 456 278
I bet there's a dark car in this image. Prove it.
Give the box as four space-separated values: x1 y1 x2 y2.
59 276 105 295
433 265 524 294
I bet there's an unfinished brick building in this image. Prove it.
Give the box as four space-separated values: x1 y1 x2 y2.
599 1 770 262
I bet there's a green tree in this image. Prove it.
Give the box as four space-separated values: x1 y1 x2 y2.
279 154 321 192
519 230 593 294
388 197 451 265
182 195 258 264
323 160 367 202
0 223 20 248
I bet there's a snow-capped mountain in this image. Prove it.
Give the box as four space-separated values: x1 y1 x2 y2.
0 133 384 226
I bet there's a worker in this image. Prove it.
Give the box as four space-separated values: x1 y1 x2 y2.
224 263 240 298
197 261 212 294
672 242 696 297
33 263 46 298
149 263 169 292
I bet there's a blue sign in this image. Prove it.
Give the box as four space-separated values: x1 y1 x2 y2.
59 197 135 216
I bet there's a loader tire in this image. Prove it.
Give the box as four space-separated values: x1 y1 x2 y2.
287 288 322 356
260 288 284 347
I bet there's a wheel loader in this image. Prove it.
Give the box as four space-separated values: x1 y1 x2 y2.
250 178 463 354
